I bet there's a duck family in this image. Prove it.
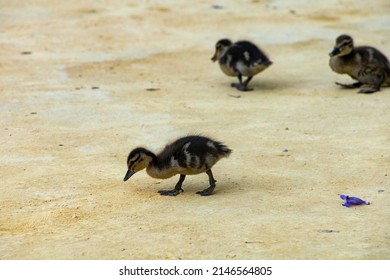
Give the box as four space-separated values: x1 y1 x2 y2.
124 34 389 197
124 135 232 196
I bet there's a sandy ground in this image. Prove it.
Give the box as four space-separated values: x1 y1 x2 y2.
0 0 389 260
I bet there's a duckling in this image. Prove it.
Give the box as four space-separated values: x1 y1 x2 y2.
211 38 272 91
123 135 232 196
329 34 390 94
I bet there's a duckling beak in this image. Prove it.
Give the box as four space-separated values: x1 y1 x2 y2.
211 52 218 62
329 47 340 57
123 170 135 181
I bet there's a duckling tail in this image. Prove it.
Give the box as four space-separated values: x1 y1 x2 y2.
385 62 390 85
218 144 232 157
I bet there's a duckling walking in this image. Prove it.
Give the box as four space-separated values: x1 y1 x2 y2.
329 34 390 94
124 136 232 196
211 39 272 91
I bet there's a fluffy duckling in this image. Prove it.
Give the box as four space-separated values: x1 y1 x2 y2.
211 38 272 91
123 135 232 196
329 34 390 93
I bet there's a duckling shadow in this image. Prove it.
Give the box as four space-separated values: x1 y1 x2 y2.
167 179 239 196
248 79 298 92
211 178 243 196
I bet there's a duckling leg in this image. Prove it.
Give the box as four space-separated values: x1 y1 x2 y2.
335 82 362 89
158 174 185 196
231 74 253 91
241 76 253 91
357 74 384 93
231 73 243 89
196 169 216 196
358 85 380 94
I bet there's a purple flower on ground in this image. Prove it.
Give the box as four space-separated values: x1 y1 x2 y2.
340 194 370 207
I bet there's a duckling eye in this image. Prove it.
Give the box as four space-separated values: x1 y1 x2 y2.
128 154 141 168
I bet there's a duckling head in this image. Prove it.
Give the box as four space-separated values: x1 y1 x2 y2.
124 148 155 181
329 34 354 57
211 38 232 62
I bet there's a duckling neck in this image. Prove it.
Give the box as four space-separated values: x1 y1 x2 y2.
146 158 177 179
341 49 355 59
330 50 357 74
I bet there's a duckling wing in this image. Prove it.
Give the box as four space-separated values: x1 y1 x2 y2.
158 136 231 174
234 41 271 67
186 137 231 170
357 47 389 75
222 41 271 77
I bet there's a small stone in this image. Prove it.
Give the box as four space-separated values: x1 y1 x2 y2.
318 229 339 233
211 5 223 10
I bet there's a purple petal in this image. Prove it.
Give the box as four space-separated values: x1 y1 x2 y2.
340 194 348 201
346 196 367 205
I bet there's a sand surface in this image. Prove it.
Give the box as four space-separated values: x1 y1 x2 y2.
1 0 389 259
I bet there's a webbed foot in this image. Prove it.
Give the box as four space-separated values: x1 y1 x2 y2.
335 82 362 89
158 188 183 196
158 174 186 196
196 186 215 196
231 83 253 91
358 87 379 94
